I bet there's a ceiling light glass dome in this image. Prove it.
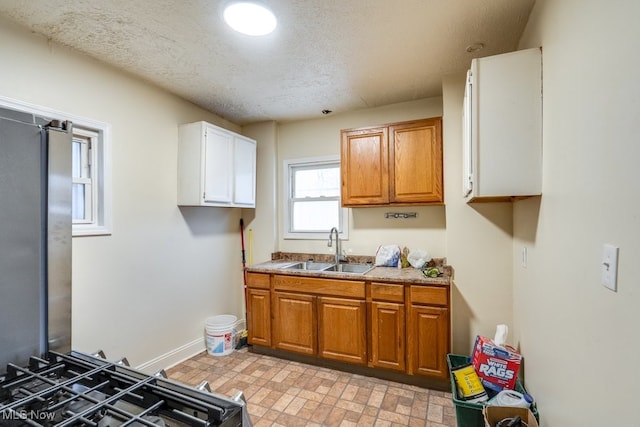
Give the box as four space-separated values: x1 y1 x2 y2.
223 2 277 36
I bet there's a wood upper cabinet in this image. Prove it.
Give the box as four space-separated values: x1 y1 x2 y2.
389 119 443 204
370 283 405 372
341 117 443 207
246 273 271 347
406 286 450 379
318 296 367 365
340 127 389 205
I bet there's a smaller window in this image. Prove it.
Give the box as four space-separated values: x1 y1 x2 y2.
0 95 111 237
72 128 97 224
70 123 111 237
283 157 349 239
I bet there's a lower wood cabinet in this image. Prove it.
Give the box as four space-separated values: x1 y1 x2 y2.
246 272 450 382
273 291 317 355
318 296 367 365
370 282 405 372
246 288 271 346
246 273 271 347
407 286 450 379
370 301 405 371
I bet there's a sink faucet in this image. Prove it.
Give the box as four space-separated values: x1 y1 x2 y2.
328 227 346 265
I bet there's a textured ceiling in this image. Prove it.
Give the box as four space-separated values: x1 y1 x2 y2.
0 0 535 125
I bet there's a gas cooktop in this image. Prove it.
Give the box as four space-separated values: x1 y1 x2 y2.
0 351 246 426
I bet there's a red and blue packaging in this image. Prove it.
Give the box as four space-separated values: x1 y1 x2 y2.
471 335 522 392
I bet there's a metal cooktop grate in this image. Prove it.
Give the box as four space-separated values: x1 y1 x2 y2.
0 351 243 426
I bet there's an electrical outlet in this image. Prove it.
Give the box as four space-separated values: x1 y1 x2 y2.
601 244 619 292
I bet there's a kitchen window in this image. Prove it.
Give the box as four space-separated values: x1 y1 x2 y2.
0 95 112 236
72 128 97 224
283 156 349 239
70 123 111 236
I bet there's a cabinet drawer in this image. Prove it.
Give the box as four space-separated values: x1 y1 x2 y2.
410 286 448 306
371 283 404 302
273 275 365 298
246 272 270 289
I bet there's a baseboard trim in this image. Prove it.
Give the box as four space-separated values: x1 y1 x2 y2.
135 338 205 374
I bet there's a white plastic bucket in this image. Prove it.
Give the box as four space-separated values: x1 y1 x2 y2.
205 314 237 356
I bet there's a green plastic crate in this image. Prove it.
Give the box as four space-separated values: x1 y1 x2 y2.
447 354 539 427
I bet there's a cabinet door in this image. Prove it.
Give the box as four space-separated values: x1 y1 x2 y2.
340 127 389 206
247 288 271 346
273 292 316 355
389 118 443 204
318 296 367 365
371 301 405 371
407 305 449 379
203 125 233 204
233 135 256 207
466 48 542 201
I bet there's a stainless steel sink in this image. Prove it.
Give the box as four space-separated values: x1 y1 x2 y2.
281 261 335 271
322 263 374 275
279 261 374 275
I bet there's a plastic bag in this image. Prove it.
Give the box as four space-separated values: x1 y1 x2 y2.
407 249 430 269
375 245 401 267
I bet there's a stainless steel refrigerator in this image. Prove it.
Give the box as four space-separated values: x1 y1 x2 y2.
0 106 72 373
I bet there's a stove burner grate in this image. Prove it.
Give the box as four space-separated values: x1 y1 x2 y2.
0 352 244 426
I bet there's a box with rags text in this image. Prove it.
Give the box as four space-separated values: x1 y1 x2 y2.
471 335 522 392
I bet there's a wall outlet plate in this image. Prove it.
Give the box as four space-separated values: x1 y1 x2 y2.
601 244 619 292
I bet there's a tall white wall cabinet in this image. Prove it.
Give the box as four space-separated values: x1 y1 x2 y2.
178 121 256 208
463 47 542 202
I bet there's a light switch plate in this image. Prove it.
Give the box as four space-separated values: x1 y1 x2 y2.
601 244 619 292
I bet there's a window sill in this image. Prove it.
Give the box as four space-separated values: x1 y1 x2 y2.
73 224 112 237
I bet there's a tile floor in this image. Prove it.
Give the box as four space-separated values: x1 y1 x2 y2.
166 348 457 427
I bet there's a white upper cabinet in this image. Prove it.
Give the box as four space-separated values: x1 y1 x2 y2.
178 121 256 207
233 135 257 206
463 47 542 202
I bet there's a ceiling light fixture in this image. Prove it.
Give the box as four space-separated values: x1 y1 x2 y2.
223 2 277 36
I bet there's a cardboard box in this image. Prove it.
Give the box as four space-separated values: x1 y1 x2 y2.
483 406 538 427
472 335 522 392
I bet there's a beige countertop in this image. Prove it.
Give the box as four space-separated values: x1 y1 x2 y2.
245 252 452 286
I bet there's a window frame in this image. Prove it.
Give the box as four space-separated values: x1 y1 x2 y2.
0 95 112 236
283 156 349 240
72 127 98 226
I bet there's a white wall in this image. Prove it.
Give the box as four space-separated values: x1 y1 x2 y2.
0 17 246 370
242 121 278 268
513 0 640 424
276 98 447 259
441 75 515 355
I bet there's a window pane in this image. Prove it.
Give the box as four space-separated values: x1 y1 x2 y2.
293 166 340 198
292 200 339 231
72 183 85 220
72 140 82 178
